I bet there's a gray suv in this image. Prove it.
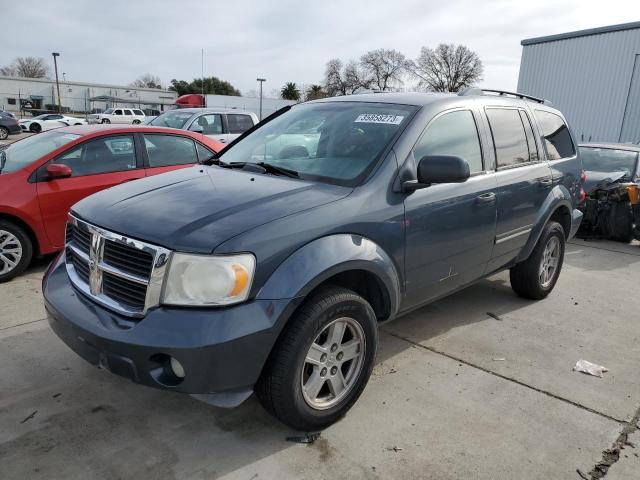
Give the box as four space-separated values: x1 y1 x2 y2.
43 89 583 430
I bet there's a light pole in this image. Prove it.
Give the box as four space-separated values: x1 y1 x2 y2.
256 78 266 120
52 52 62 113
62 72 67 81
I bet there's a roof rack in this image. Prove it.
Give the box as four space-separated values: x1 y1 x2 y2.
458 88 551 105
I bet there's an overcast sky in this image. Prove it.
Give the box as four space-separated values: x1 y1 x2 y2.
1 0 638 96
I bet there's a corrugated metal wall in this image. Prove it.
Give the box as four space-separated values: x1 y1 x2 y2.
517 28 640 143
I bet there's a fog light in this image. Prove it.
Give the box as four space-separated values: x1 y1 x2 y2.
170 357 185 378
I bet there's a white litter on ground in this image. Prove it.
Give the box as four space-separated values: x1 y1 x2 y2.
573 359 609 377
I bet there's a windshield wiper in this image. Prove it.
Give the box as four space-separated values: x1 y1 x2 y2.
254 162 299 178
207 159 299 178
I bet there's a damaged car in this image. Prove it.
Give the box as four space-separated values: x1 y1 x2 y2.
577 143 640 242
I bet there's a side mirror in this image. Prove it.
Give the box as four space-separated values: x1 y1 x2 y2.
403 155 470 192
46 163 72 179
189 125 204 133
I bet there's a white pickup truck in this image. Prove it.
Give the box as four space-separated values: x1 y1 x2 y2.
88 108 146 125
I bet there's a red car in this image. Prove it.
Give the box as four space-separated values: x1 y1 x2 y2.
0 125 223 281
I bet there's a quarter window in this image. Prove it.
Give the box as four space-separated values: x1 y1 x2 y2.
413 110 484 173
54 135 137 176
486 108 530 168
144 134 198 167
133 109 144 116
535 110 575 160
227 114 254 134
196 142 215 161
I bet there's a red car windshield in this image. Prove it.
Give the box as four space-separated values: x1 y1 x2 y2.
0 131 81 174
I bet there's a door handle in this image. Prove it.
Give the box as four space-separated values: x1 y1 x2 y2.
475 192 496 204
539 178 553 188
219 139 226 143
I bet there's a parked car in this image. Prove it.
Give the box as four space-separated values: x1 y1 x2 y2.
43 90 583 430
0 112 21 140
88 108 146 125
0 125 222 281
149 108 258 145
19 114 87 133
0 109 16 118
577 143 639 242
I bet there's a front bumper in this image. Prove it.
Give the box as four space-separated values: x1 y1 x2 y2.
44 254 298 396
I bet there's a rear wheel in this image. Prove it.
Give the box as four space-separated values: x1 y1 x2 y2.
256 286 378 430
29 123 41 133
101 118 110 124
510 221 565 300
0 221 33 283
0 126 8 140
132 119 141 125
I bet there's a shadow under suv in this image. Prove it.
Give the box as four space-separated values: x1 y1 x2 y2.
43 89 584 430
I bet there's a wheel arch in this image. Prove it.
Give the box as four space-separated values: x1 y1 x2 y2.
0 212 40 256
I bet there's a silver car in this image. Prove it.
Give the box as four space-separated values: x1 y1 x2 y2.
148 108 258 145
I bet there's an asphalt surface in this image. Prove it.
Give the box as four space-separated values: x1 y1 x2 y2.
1 239 639 479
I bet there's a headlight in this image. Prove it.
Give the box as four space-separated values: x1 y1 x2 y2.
162 253 255 306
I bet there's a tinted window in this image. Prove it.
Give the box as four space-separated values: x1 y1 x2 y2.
486 108 530 168
413 110 483 173
535 110 575 160
196 142 215 161
114 110 122 115
144 134 198 167
192 114 223 135
519 110 538 162
124 110 132 116
55 135 137 176
133 109 144 116
227 114 254 134
580 147 638 176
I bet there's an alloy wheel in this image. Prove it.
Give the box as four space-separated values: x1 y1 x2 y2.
301 317 366 410
0 230 23 275
539 236 560 288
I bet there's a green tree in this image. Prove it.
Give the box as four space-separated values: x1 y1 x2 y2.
168 77 241 96
280 82 301 101
306 84 326 100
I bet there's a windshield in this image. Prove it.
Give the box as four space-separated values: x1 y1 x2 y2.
149 110 194 129
218 102 415 186
103 108 114 114
0 131 81 174
580 147 639 177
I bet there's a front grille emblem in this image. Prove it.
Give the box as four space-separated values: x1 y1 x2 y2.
88 230 104 295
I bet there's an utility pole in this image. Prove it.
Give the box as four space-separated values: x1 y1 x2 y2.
256 78 266 120
52 52 62 113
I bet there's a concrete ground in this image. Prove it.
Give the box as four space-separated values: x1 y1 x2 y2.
1 239 639 479
0 131 33 146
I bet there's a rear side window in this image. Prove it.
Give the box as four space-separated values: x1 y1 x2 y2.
486 108 530 168
535 110 575 160
143 134 198 167
413 110 483 173
227 114 254 134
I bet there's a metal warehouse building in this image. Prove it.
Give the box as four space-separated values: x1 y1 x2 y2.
0 75 177 115
518 21 640 144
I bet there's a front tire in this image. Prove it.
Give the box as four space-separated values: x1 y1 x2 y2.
510 221 565 300
132 119 141 125
0 126 8 140
256 286 378 430
0 220 33 283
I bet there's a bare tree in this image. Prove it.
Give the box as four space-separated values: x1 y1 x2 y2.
324 58 372 96
410 44 483 92
360 49 409 91
0 56 50 78
131 73 162 89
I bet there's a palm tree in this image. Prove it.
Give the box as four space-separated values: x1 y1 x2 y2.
306 84 326 100
280 82 301 101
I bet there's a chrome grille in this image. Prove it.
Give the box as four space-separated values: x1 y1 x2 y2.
65 215 171 317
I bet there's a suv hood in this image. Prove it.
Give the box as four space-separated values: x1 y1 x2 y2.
72 166 351 253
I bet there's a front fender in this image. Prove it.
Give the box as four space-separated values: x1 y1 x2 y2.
516 185 573 263
256 234 402 318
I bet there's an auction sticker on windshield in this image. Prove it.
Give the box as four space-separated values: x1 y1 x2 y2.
354 114 404 125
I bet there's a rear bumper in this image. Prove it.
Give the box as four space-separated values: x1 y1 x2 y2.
44 254 299 396
5 123 21 134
